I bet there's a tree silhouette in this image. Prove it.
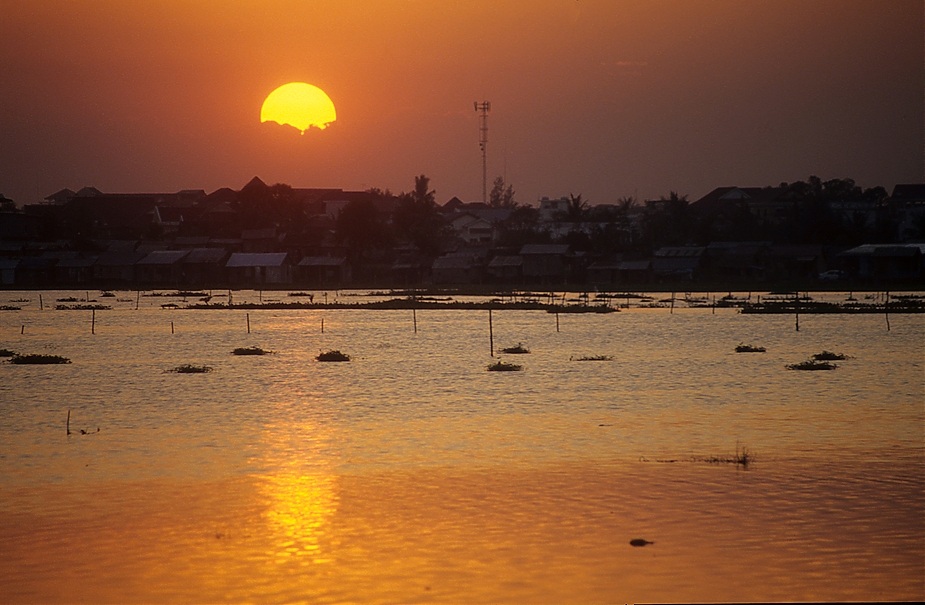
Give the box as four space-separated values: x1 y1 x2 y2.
489 176 517 208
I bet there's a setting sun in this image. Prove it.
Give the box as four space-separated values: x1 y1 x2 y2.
260 82 336 134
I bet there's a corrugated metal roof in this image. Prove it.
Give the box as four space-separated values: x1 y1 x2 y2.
488 255 523 267
137 250 189 265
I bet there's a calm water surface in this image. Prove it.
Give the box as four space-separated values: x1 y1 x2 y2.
1 290 923 603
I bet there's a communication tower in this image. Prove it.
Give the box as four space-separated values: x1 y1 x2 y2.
474 101 491 203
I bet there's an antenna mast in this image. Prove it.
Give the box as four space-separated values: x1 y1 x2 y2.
474 100 491 203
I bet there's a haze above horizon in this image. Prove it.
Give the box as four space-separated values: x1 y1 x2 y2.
1 0 922 206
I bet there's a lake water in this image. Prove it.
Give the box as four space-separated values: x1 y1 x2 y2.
1 290 923 603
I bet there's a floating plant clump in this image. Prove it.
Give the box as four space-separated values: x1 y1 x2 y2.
317 350 351 362
786 359 837 371
500 343 530 354
812 350 848 361
735 343 766 353
232 346 274 356
168 364 213 373
488 360 522 372
0 348 16 357
9 354 71 364
574 355 613 361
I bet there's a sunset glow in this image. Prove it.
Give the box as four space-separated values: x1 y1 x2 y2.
260 82 336 134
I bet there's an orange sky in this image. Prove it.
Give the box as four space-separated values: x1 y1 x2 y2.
1 0 922 205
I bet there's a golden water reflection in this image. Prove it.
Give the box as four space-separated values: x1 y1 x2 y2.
253 419 340 566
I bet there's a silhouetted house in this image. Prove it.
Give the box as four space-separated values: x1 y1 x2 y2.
617 259 652 283
586 256 624 285
520 244 569 283
705 242 768 279
692 186 788 225
431 252 483 284
135 250 190 286
225 252 291 286
652 247 705 281
838 244 925 282
94 250 146 285
449 213 494 245
54 253 98 286
487 255 522 282
297 256 350 287
391 253 429 285
180 248 229 286
765 245 825 280
16 255 57 286
241 227 280 252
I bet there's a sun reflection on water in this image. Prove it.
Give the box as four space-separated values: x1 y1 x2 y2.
252 420 340 566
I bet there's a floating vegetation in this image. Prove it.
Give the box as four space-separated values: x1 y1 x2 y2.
487 360 523 372
232 346 274 356
0 348 16 357
573 355 613 361
9 354 71 365
56 297 81 302
317 350 351 362
786 359 837 371
735 343 766 353
500 343 530 354
161 303 179 309
812 350 848 361
55 304 111 311
629 539 654 547
168 364 213 373
100 291 115 297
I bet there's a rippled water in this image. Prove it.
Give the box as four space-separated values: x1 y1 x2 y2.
1 290 923 603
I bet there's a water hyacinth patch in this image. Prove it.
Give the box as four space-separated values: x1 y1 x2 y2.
232 346 274 356
9 354 71 364
786 359 837 371
168 364 213 373
317 350 351 362
488 360 523 371
500 343 530 354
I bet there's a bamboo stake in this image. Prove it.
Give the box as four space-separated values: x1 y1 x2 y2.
39 294 43 310
556 312 560 333
489 309 494 357
91 309 95 334
246 313 251 334
885 291 891 332
171 321 175 334
66 409 71 436
412 306 417 333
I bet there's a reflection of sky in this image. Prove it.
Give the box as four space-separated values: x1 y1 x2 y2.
253 420 340 565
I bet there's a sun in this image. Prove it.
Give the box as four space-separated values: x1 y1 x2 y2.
260 82 336 134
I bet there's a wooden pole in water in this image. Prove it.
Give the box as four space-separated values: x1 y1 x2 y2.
670 292 675 314
794 292 800 332
885 290 891 332
171 321 175 334
489 309 494 357
412 306 417 333
246 313 251 334
321 317 324 333
39 294 43 311
91 309 95 334
21 324 24 334
712 295 716 315
66 409 71 436
556 312 560 333
136 290 140 310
